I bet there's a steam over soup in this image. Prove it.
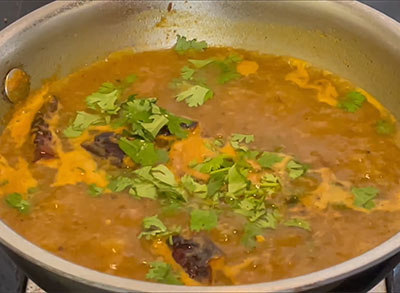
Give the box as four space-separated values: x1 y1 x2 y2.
1 36 400 286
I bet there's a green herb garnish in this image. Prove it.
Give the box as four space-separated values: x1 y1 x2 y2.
188 58 215 68
5 193 30 213
230 133 254 150
190 209 218 231
88 184 103 197
286 160 308 179
257 152 283 169
181 66 195 80
284 218 311 231
181 175 208 199
241 223 263 249
376 119 395 135
352 187 378 210
63 111 105 138
118 138 159 166
174 35 208 54
337 91 366 113
138 215 179 239
228 164 248 194
176 85 213 107
146 261 182 285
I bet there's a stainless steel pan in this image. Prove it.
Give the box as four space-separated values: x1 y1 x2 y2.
1 1 400 292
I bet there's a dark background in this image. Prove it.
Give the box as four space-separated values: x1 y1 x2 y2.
1 0 400 31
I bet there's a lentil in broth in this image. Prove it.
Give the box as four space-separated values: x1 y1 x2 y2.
1 38 400 285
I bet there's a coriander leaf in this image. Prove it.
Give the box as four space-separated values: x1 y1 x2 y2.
286 160 308 179
190 209 218 231
121 74 137 86
118 138 158 166
284 218 311 231
228 164 248 194
152 165 177 186
134 166 154 181
243 150 260 160
5 193 30 213
162 202 182 216
174 35 207 54
146 261 182 285
207 172 226 196
88 184 103 197
141 115 169 138
107 176 133 192
176 85 213 107
241 223 263 249
376 119 395 135
257 152 283 169
188 58 215 68
196 155 232 174
230 133 254 149
216 54 242 84
129 182 157 199
352 187 378 210
138 215 167 239
166 114 194 139
213 138 224 148
181 66 195 80
255 209 281 229
86 83 120 114
63 111 104 138
181 174 207 198
337 91 366 113
260 174 281 194
156 149 170 164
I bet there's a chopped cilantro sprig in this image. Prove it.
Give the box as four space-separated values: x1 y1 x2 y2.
146 261 182 285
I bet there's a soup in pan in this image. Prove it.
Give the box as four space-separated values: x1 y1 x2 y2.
1 36 400 286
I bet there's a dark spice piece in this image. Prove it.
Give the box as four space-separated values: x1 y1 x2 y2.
168 235 221 283
31 96 58 161
81 132 125 166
